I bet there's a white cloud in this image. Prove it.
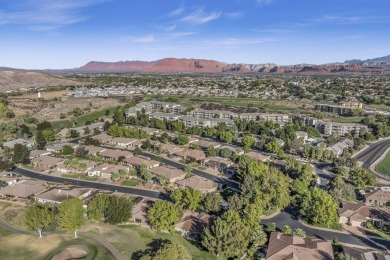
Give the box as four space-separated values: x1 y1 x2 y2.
0 0 106 31
168 7 185 17
179 9 221 25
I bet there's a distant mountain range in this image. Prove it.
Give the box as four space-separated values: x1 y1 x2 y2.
76 56 390 74
345 54 390 64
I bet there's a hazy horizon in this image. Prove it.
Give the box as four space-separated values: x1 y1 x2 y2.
1 0 389 69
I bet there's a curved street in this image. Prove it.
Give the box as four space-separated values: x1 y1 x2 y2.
261 212 390 250
13 167 169 200
354 139 390 183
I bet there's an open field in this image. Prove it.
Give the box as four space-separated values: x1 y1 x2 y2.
85 222 215 259
328 116 365 123
0 226 113 260
0 200 27 229
375 150 390 176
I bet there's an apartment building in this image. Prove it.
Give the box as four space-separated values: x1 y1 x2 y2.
341 101 363 109
150 101 181 111
189 109 236 119
258 113 291 125
148 112 180 121
315 104 352 116
316 122 367 135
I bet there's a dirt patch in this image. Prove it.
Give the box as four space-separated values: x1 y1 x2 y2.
52 247 88 260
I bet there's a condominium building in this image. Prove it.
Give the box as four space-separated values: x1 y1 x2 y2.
148 112 180 121
315 104 352 115
258 113 291 125
341 102 363 109
316 122 367 135
189 109 236 119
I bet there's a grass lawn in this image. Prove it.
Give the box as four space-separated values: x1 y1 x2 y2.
0 200 27 229
62 173 100 182
309 222 343 231
328 116 365 123
49 119 73 130
375 150 390 176
42 237 115 260
86 222 215 260
74 107 116 126
367 230 390 239
122 180 138 187
0 225 114 260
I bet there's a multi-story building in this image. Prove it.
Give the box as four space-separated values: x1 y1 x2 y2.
237 113 258 121
173 106 187 115
315 104 352 115
258 113 291 125
189 109 236 119
341 102 363 109
316 122 367 135
148 112 180 121
150 101 181 112
295 116 320 127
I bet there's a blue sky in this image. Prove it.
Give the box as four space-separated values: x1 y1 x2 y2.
0 0 389 69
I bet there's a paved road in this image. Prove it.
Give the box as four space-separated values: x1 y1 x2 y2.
0 218 122 260
13 167 169 200
354 139 390 182
261 212 390 250
139 151 240 191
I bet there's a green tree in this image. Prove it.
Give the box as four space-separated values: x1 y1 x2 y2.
171 188 204 211
266 223 276 233
293 228 306 237
219 131 233 144
282 225 292 235
148 200 181 232
58 198 84 238
134 239 190 260
349 168 376 188
41 129 55 143
24 204 54 238
219 147 232 158
201 192 222 214
242 134 255 148
87 193 110 220
207 145 217 157
265 139 281 153
105 195 134 224
67 129 80 138
137 164 152 181
12 144 30 164
175 134 189 145
62 145 74 155
300 187 339 227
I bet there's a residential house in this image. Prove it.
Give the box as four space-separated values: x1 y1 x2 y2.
159 143 185 155
57 161 96 174
338 202 390 227
148 166 186 183
175 176 218 193
83 145 107 156
219 146 244 156
109 137 137 147
31 156 65 169
3 138 34 149
340 245 390 260
364 187 390 207
98 149 133 161
29 150 51 159
174 150 206 162
327 139 353 158
193 140 221 150
0 173 18 186
266 232 334 260
0 180 47 200
91 133 112 144
244 151 271 162
87 164 130 178
175 210 212 239
46 143 78 153
203 157 232 172
35 187 93 208
123 156 160 169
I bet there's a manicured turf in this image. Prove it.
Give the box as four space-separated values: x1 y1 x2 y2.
74 107 116 126
328 116 365 123
122 180 138 187
94 224 215 260
375 150 390 176
42 237 115 260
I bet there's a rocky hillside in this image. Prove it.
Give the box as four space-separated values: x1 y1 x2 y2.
77 57 390 74
0 69 80 90
78 58 249 73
